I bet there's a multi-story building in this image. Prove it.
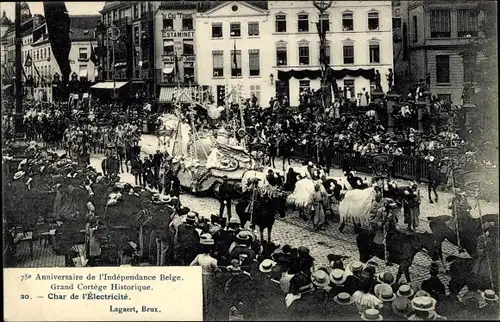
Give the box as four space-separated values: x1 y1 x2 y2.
155 1 199 104
195 0 272 107
99 1 158 99
4 3 36 94
268 0 393 107
1 11 14 82
407 0 481 104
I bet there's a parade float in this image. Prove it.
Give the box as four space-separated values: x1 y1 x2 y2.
156 86 257 196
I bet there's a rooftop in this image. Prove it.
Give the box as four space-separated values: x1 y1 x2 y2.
69 15 101 41
0 10 14 26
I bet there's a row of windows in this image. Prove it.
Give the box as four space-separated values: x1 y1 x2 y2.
274 12 380 33
162 16 193 30
412 9 478 42
216 85 261 105
211 21 260 38
163 39 194 56
162 64 195 83
21 47 51 63
298 79 356 96
104 3 147 25
212 50 261 77
274 43 381 66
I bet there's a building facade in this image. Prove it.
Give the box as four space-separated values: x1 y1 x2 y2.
407 0 481 104
155 1 199 104
268 0 393 107
3 4 37 95
195 1 273 107
1 11 14 78
99 1 158 99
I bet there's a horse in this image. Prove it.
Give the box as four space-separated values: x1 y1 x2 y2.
338 187 379 233
346 172 369 190
445 255 499 295
235 194 286 244
356 214 437 283
427 212 499 267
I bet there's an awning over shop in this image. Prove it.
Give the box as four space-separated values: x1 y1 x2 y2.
90 81 129 90
163 67 174 75
158 87 197 104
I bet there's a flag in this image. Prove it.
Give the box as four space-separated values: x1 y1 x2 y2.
174 55 180 83
232 40 238 70
90 42 99 66
25 53 33 67
33 62 41 79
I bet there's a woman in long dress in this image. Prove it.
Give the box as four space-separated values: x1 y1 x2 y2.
190 238 220 316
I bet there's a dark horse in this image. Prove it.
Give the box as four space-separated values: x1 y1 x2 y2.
236 193 286 243
356 215 437 283
445 254 499 295
427 212 498 267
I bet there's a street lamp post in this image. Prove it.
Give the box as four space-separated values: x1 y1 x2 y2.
14 2 23 138
313 0 333 112
107 26 120 104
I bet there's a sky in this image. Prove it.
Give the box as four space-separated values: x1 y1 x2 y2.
2 2 106 20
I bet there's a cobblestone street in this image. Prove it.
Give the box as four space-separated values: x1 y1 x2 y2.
14 136 499 296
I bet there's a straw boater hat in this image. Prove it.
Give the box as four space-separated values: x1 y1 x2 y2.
348 261 364 274
13 171 25 180
361 308 383 321
482 289 499 302
185 212 197 224
235 231 250 245
334 292 354 305
330 269 347 285
376 272 395 285
259 259 276 273
200 238 214 246
392 296 413 316
311 269 331 288
374 283 397 302
411 296 436 312
414 290 431 298
397 285 415 298
229 217 241 225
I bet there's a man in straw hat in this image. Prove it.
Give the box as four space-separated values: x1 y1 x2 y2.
391 296 413 319
250 258 286 320
329 292 358 318
345 260 365 294
173 212 199 265
408 296 447 320
397 284 415 299
330 269 348 296
361 308 383 321
481 289 499 320
229 231 256 271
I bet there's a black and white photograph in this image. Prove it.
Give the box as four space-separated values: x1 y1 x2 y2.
2 1 499 320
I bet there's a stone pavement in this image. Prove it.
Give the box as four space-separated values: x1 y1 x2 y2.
16 137 497 293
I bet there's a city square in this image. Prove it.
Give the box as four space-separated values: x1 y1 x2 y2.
2 1 498 321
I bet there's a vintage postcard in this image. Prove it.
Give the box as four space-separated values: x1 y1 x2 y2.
2 1 498 321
